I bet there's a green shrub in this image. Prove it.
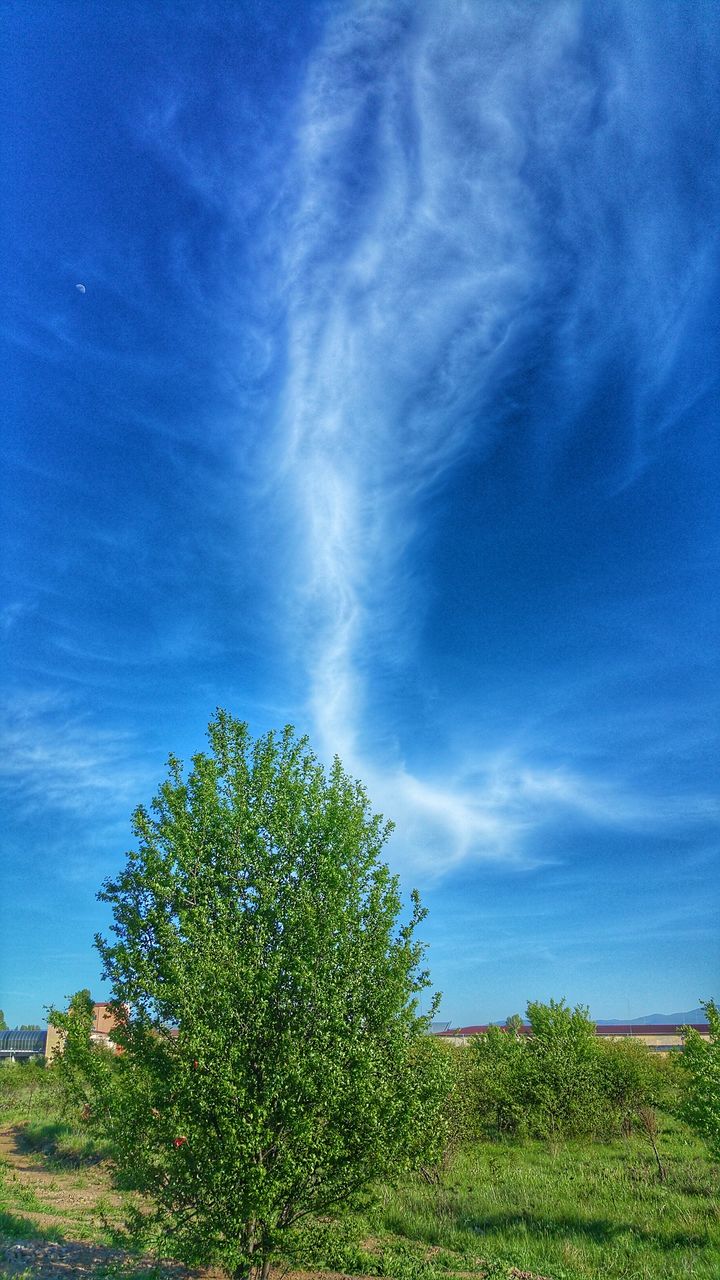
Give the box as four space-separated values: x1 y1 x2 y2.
521 1000 603 1138
595 1037 679 1136
461 1000 679 1143
681 999 720 1161
468 1024 527 1137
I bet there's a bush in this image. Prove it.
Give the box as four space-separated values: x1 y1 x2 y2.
469 1024 527 1137
681 999 720 1161
520 1000 603 1138
461 1000 676 1142
595 1037 678 1136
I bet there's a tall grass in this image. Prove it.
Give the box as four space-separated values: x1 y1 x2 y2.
0 1061 62 1126
369 1120 720 1279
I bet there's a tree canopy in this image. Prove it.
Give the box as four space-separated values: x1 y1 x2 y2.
53 713 449 1279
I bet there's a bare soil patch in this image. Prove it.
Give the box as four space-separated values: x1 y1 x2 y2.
0 1126 123 1225
0 1237 193 1278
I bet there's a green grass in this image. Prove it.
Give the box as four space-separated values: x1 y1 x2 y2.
0 1062 130 1248
0 1159 124 1246
18 1117 112 1167
2 1063 719 1278
0 1207 65 1242
0 1061 110 1164
363 1120 720 1280
0 1061 69 1135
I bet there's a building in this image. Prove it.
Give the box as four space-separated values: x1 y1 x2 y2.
0 1028 47 1062
90 1002 122 1046
1 1002 123 1063
434 1022 711 1051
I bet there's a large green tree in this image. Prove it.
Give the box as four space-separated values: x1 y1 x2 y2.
54 713 448 1279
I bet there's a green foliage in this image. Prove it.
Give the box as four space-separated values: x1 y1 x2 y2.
0 1060 55 1122
521 1000 602 1138
596 1036 681 1135
0 1009 7 1030
49 990 118 1121
422 1040 478 1171
52 713 450 1279
285 1214 509 1280
681 999 720 1160
462 998 679 1143
467 999 604 1139
469 1024 527 1137
520 993 599 1136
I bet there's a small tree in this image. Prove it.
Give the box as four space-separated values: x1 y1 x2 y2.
54 713 449 1279
596 1037 662 1136
50 990 117 1116
522 999 602 1137
470 1024 526 1136
681 999 720 1161
426 1039 478 1172
0 1010 7 1031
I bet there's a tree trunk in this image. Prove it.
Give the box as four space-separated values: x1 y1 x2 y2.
637 1107 666 1183
238 1259 271 1280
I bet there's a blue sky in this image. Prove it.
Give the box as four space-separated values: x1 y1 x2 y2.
2 0 718 1027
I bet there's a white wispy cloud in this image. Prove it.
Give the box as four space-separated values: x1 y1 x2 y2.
59 0 711 876
0 692 151 820
1 602 27 635
264 0 701 872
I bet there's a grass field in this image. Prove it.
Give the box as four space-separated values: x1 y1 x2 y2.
1 1062 718 1279
367 1123 720 1279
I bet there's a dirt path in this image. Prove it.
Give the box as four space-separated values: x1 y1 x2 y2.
0 1125 125 1224
0 1237 198 1277
0 1125 175 1277
0 1128 327 1277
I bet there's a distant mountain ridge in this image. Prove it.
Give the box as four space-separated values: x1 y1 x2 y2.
595 1008 706 1025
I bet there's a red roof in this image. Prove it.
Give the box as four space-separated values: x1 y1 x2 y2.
436 1023 710 1037
437 1025 525 1036
594 1024 709 1035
